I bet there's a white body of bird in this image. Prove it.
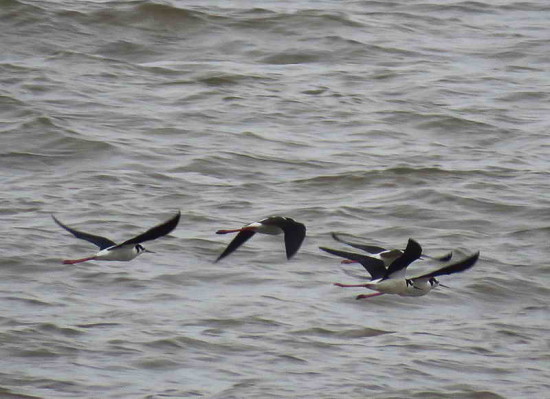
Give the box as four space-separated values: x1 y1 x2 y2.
93 245 146 261
243 221 283 235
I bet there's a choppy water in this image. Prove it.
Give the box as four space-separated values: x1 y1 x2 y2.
1 0 549 398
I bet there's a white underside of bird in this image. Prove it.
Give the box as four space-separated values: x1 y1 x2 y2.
94 246 142 261
63 245 149 264
364 278 406 294
363 277 435 297
243 221 283 235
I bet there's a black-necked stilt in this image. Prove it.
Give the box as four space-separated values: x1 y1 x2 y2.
53 211 181 264
215 216 306 262
331 232 453 262
322 239 479 299
388 252 479 299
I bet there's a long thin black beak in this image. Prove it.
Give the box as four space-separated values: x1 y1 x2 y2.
438 283 450 288
144 249 156 254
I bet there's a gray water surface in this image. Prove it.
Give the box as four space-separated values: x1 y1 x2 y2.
1 1 549 398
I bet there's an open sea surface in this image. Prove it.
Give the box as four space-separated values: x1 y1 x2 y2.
1 0 549 398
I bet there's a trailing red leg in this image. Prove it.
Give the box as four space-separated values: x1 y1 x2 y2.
62 256 96 264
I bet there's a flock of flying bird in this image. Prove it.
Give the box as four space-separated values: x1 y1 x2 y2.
52 212 480 300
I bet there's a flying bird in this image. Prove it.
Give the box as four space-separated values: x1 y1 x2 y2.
371 253 479 299
331 232 452 262
322 239 479 299
53 211 181 264
215 216 306 262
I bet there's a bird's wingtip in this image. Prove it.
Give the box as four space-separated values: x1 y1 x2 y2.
330 232 342 240
172 210 181 221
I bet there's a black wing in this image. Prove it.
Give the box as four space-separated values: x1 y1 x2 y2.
52 215 117 250
319 247 386 280
332 233 453 262
117 211 181 247
411 252 480 280
384 238 423 279
282 220 306 260
215 230 256 262
260 216 306 260
331 232 387 253
424 252 454 262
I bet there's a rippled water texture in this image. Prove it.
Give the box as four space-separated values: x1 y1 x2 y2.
1 0 549 398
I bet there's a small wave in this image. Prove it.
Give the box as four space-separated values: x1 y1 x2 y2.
407 1 495 15
90 2 210 31
197 73 265 87
0 0 46 25
3 296 55 307
196 316 287 330
260 51 325 65
228 8 364 30
75 322 120 329
500 2 550 12
2 114 118 165
35 322 84 337
0 386 42 399
273 353 308 364
379 386 506 399
144 335 258 353
290 326 391 338
133 356 182 370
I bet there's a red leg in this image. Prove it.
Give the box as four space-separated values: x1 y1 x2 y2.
334 282 369 288
356 292 385 300
216 226 256 234
62 256 96 264
216 229 243 234
341 259 359 264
